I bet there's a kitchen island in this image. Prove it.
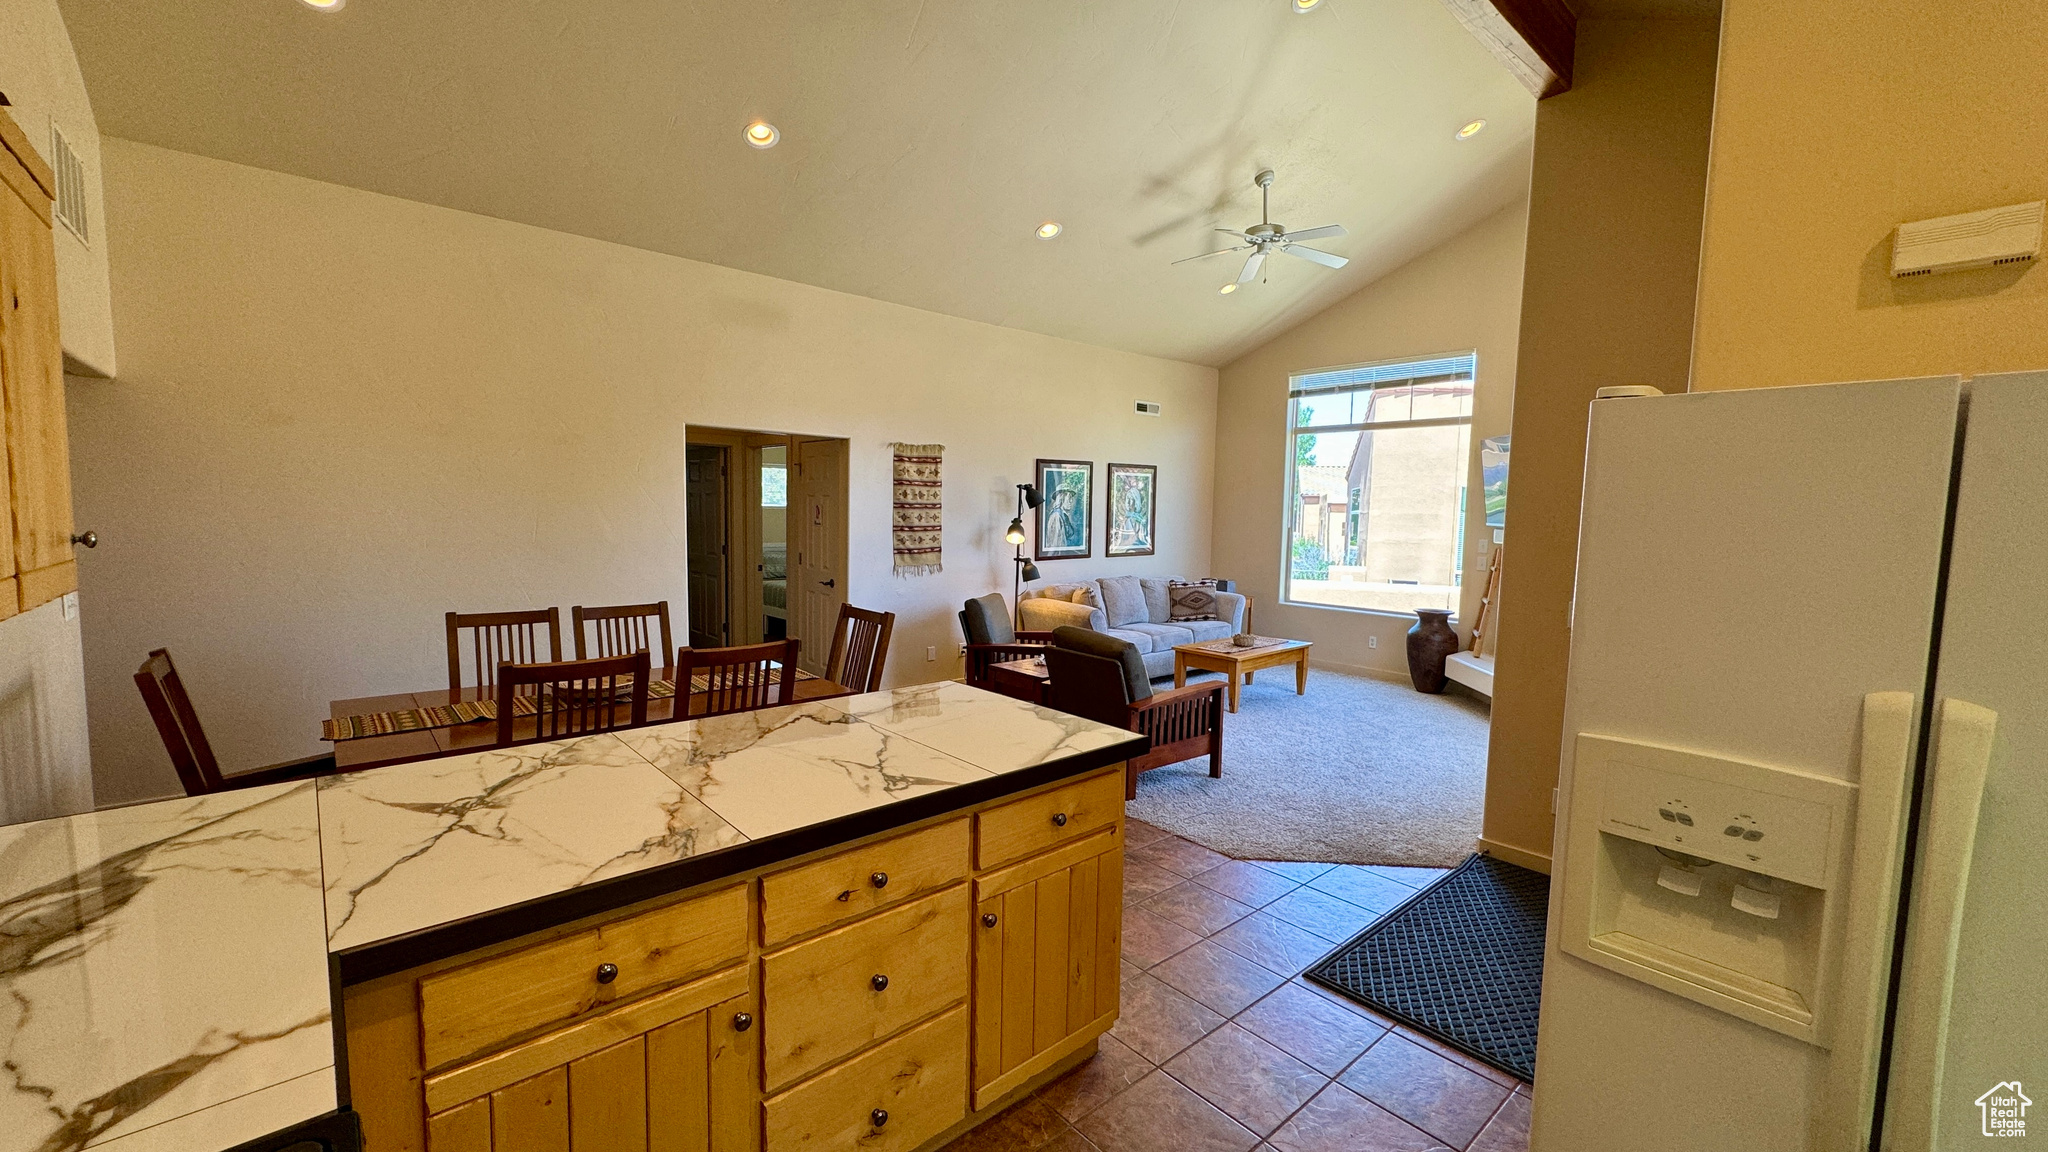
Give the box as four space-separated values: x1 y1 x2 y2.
0 682 1142 1152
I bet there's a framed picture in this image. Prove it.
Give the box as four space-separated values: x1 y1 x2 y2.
1034 459 1093 560
1106 463 1157 557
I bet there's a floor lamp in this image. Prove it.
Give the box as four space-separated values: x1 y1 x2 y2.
1007 483 1042 628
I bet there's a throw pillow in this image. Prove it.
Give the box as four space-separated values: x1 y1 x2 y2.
1096 575 1148 628
1169 579 1221 621
1139 578 1174 623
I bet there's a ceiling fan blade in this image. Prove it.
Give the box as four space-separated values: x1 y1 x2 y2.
1215 227 1252 238
1237 250 1266 284
1282 244 1348 269
1281 224 1346 243
1171 245 1249 265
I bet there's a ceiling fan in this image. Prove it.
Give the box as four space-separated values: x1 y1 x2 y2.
1174 168 1348 286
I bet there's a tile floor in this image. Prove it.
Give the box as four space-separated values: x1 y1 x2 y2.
942 820 1531 1152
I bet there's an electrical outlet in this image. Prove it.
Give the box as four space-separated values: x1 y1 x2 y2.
1367 635 1377 649
926 646 937 662
958 644 968 659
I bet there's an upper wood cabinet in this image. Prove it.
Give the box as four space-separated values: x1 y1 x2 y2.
0 109 77 616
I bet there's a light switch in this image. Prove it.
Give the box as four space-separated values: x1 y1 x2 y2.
61 592 78 620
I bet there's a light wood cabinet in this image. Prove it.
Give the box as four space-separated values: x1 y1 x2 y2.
0 109 76 617
346 769 1126 1152
970 823 1123 1110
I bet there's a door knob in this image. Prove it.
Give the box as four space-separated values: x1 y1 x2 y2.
871 973 890 991
821 579 837 588
595 963 619 984
70 531 96 548
732 1012 753 1032
871 871 889 889
981 913 999 928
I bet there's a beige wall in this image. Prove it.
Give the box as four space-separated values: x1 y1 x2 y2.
76 139 1216 807
0 0 114 375
1211 200 1529 678
1480 16 1720 870
1693 0 2048 390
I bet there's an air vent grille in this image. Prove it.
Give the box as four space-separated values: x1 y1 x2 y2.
49 122 88 245
1134 400 1163 416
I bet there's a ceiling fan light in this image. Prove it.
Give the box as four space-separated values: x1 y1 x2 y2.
744 121 780 149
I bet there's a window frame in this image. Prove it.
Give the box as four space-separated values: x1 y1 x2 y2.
1279 351 1478 620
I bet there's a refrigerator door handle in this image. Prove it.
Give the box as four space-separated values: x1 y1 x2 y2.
1883 696 1998 1151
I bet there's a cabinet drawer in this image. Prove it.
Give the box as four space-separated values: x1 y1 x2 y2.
761 818 969 947
762 885 969 1089
974 769 1123 870
420 883 748 1069
763 1006 968 1152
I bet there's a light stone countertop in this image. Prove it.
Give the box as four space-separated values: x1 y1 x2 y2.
0 685 1142 1152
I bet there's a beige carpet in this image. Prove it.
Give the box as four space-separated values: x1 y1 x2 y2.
1124 667 1490 867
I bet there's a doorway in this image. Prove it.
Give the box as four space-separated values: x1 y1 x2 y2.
684 427 849 676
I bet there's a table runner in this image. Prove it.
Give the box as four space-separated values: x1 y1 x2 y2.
1183 635 1301 657
323 670 817 741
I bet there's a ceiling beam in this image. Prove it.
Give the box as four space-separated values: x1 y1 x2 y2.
1437 0 1578 98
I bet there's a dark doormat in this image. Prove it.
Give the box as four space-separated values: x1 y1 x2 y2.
1303 852 1549 1083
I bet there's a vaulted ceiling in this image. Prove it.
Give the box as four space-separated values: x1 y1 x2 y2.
60 0 1535 366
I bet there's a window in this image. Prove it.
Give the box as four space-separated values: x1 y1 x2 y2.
1284 353 1475 615
761 463 788 507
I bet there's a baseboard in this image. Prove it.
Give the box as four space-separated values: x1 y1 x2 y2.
1476 837 1551 874
1304 656 1410 685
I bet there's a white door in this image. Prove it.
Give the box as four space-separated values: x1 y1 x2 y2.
1881 372 2048 1150
1533 378 1962 1152
790 438 847 677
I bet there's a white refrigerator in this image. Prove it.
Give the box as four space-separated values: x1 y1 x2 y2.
1529 374 2046 1152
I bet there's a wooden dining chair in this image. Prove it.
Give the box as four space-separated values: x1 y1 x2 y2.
677 640 799 717
572 601 674 662
495 650 651 747
446 608 562 697
826 604 896 693
134 649 339 796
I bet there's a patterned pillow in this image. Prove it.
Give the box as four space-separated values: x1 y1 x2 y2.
1169 579 1221 621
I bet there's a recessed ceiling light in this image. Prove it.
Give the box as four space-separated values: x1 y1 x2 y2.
744 121 780 149
1036 222 1063 239
300 0 344 10
1456 118 1487 140
1219 283 1238 295
1291 0 1324 13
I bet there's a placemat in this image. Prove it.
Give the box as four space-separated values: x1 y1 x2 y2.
322 669 818 741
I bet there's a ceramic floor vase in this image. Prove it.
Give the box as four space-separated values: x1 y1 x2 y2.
1406 608 1460 694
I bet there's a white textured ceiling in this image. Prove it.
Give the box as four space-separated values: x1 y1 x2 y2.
60 0 1535 366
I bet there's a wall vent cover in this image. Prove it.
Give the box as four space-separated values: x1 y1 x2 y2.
1134 400 1163 416
48 121 88 246
1892 200 2040 278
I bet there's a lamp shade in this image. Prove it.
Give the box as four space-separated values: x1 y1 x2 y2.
1005 517 1027 545
1020 483 1043 510
1019 559 1041 582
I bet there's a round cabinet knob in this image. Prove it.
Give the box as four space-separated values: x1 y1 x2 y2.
981 913 1000 928
870 1109 890 1129
595 963 619 985
732 1012 754 1032
70 531 97 549
871 973 890 992
870 871 889 889
1052 812 1069 827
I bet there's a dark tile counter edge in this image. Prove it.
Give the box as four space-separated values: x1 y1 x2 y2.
333 736 1143 984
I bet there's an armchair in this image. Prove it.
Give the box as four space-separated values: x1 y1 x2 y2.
959 593 1055 692
1044 626 1223 800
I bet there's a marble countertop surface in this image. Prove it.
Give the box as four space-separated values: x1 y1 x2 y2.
0 684 1140 1152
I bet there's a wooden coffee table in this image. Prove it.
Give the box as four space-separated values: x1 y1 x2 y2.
1173 637 1312 713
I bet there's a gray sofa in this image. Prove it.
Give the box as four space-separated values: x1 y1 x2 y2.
1018 576 1247 679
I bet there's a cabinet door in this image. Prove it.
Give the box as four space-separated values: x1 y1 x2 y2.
425 984 758 1152
0 155 73 610
970 826 1122 1109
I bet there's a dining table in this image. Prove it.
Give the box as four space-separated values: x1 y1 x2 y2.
328 666 856 771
